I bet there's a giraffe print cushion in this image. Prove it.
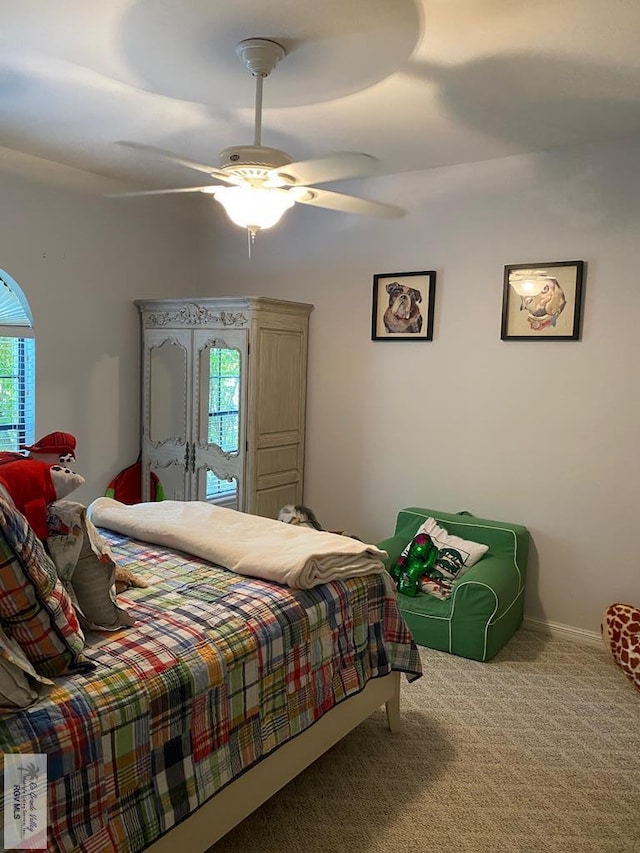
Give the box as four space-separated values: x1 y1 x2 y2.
601 603 640 691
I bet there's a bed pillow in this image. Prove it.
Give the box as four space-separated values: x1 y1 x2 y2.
392 517 489 599
0 626 53 711
0 498 95 677
47 501 135 631
418 517 488 571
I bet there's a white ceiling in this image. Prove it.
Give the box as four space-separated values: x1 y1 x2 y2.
1 0 639 190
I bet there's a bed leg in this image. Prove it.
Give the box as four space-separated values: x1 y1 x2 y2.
385 672 401 733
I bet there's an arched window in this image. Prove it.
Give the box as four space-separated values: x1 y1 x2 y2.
0 270 35 452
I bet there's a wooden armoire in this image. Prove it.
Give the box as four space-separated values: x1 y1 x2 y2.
135 296 313 519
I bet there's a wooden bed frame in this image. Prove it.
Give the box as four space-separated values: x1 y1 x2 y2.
147 671 401 852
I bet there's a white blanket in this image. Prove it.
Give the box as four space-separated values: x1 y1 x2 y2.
87 498 387 590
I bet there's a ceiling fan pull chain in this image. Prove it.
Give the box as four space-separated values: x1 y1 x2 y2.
247 227 258 259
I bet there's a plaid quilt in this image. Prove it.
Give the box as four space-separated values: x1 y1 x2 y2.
0 532 422 852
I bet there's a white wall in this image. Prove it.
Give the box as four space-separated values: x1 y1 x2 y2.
0 148 206 502
2 141 636 634
200 140 640 634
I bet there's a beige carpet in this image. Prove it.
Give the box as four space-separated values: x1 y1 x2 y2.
212 628 640 853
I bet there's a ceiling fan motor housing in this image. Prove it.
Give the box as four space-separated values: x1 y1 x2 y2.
219 145 293 179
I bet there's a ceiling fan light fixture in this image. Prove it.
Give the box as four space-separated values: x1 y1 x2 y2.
214 186 296 232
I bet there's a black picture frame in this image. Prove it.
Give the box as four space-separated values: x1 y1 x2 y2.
371 270 436 341
501 260 585 341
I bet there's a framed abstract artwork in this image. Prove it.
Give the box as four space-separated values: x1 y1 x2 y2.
371 270 436 341
501 260 585 341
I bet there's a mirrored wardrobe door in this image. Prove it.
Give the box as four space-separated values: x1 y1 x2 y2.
143 330 192 501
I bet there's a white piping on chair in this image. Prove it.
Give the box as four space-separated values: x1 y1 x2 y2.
491 587 525 622
450 580 499 660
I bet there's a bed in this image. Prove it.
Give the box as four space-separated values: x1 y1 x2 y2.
0 503 422 852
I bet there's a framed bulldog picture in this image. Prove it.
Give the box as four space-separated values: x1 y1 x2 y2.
371 270 436 341
501 260 585 341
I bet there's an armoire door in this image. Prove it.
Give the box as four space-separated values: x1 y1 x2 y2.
143 329 192 501
246 318 308 517
191 328 248 509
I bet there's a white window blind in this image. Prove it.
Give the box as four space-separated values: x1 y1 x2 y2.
0 271 35 452
0 274 33 328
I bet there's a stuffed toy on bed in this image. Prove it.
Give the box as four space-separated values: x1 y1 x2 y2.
0 459 84 540
21 431 77 467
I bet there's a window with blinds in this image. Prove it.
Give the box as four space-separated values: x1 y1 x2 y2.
0 271 35 453
206 346 240 500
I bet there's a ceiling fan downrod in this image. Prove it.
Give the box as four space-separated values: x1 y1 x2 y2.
235 38 286 148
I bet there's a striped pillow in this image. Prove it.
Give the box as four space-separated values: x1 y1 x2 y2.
0 498 94 677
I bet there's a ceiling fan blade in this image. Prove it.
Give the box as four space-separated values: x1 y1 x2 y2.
115 141 240 184
106 186 219 198
268 153 379 187
293 187 404 219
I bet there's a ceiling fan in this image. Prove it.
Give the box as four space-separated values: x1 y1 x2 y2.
110 38 404 252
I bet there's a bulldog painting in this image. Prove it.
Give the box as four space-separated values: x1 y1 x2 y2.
372 270 436 341
383 282 423 334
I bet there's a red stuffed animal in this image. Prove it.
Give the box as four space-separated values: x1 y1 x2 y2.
21 431 77 467
0 459 84 539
